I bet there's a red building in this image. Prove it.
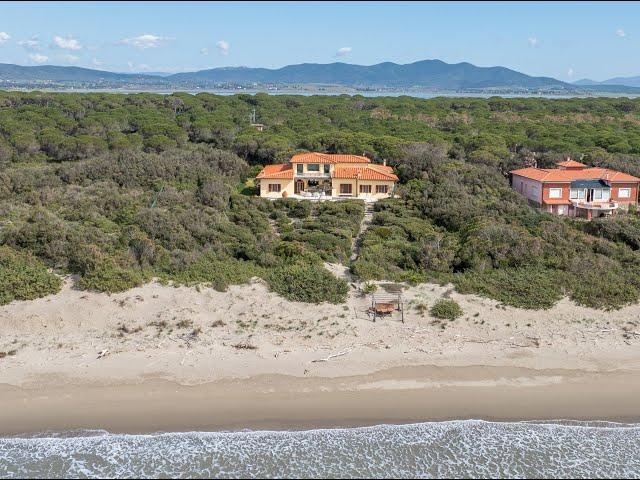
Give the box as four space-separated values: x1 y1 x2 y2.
510 158 640 219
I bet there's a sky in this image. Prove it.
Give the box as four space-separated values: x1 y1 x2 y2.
0 1 638 81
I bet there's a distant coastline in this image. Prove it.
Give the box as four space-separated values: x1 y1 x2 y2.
3 58 640 96
3 86 640 99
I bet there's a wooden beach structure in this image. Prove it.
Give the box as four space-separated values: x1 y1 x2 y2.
369 291 404 323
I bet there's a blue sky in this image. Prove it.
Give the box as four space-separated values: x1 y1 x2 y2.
0 1 638 80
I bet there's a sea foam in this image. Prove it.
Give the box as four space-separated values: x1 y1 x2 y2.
1 420 639 478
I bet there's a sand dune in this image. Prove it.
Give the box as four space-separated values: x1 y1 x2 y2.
1 272 639 389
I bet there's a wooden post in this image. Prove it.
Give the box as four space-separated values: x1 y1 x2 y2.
371 294 376 323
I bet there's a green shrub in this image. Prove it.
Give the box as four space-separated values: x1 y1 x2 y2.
430 299 463 320
0 246 62 305
283 230 351 262
566 255 640 310
169 253 260 291
77 261 147 293
266 263 348 303
362 282 378 294
453 268 564 309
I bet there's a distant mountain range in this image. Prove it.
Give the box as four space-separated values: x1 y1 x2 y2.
574 76 640 88
0 64 158 83
1 59 640 93
168 60 571 90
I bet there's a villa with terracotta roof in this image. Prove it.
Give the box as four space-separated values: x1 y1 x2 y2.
255 152 399 200
510 158 640 219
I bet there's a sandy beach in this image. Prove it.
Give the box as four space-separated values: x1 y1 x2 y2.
2 366 640 435
2 271 640 435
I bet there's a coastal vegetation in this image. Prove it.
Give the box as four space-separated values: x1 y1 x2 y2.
3 91 640 308
429 299 463 321
0 246 61 304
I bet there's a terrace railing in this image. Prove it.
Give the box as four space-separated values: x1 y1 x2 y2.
571 200 618 210
294 172 331 179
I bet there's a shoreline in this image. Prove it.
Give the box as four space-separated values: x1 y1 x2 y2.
3 365 640 436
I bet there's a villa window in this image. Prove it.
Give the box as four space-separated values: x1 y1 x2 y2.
340 184 352 194
296 164 303 174
619 188 631 198
360 184 372 194
376 185 389 194
307 164 320 172
570 189 585 200
268 183 281 193
548 188 562 199
324 164 330 174
593 189 603 200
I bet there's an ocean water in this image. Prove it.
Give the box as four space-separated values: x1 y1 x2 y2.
1 420 638 479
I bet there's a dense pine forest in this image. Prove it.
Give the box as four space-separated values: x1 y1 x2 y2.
3 91 640 309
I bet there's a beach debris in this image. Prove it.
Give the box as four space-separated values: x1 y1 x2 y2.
176 319 193 329
97 348 110 359
311 348 352 363
231 341 257 350
117 323 143 336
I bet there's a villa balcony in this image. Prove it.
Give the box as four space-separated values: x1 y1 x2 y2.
294 171 331 179
571 200 618 211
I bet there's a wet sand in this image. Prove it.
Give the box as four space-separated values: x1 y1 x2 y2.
2 365 639 436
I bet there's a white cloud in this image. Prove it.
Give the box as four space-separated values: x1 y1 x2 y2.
92 58 103 66
60 53 80 63
567 68 574 78
0 32 10 45
200 47 209 56
336 46 352 56
18 36 40 51
216 40 230 55
51 35 82 50
616 28 626 37
29 53 48 64
527 37 539 48
120 34 172 50
126 61 152 72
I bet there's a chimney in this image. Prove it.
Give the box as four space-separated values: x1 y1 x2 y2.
383 159 387 166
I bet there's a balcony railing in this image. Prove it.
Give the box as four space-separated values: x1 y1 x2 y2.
295 171 331 178
571 200 618 210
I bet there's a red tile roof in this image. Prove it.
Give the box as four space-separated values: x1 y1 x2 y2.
256 153 398 182
332 164 399 181
291 152 371 164
255 163 294 179
511 167 640 183
556 159 587 169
